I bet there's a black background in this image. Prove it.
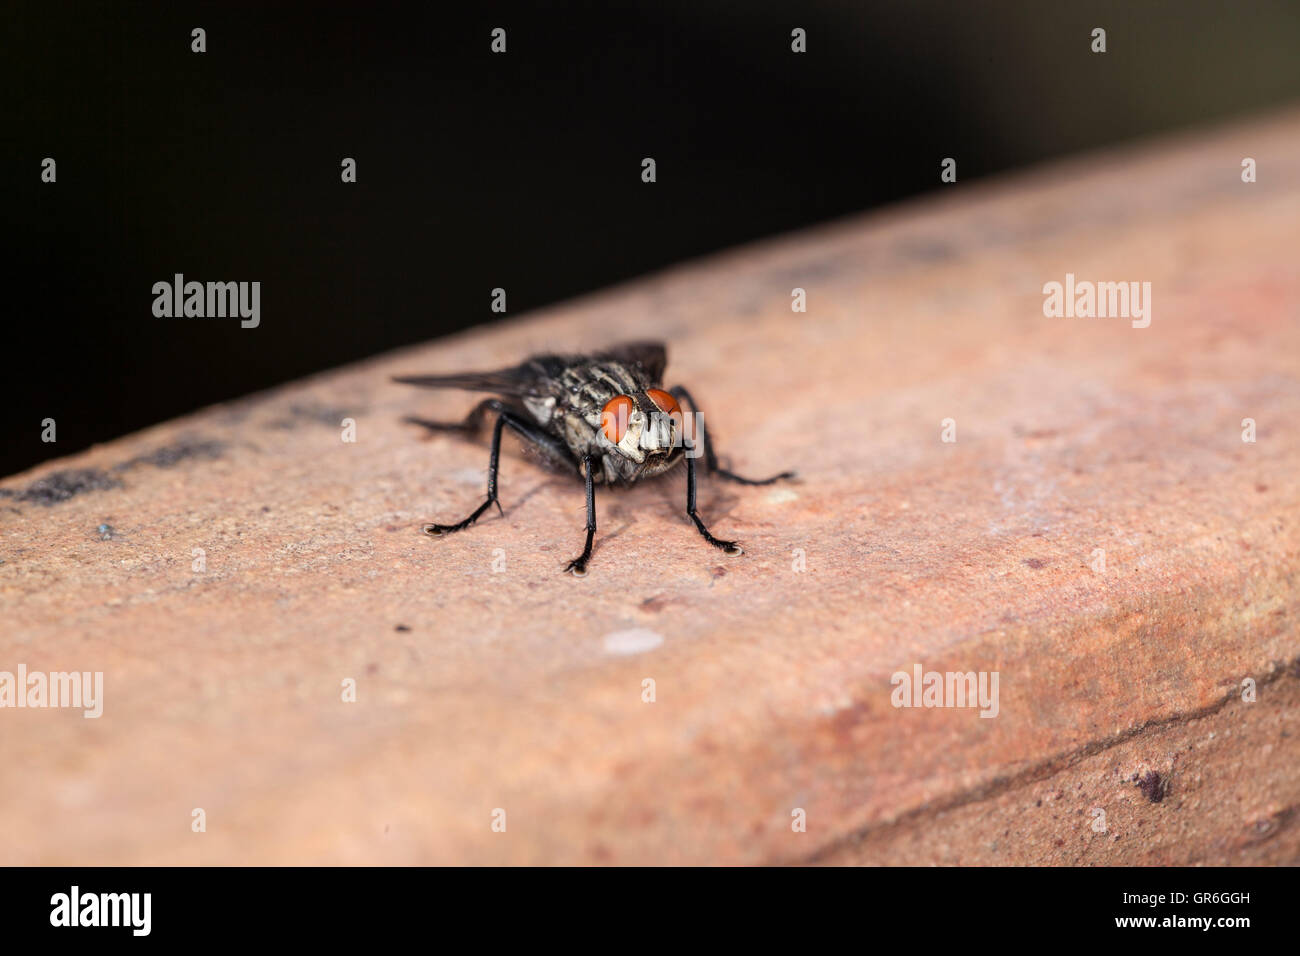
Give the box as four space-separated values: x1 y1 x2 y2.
6 0 1300 478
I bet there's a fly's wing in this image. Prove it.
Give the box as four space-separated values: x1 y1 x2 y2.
393 343 668 396
392 354 566 399
595 341 667 385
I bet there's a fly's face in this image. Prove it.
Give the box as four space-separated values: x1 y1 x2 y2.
598 388 685 480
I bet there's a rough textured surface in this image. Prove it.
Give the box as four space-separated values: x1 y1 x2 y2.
3 109 1298 865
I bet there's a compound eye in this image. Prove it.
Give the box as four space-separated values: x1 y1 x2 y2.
601 394 634 443
646 389 681 418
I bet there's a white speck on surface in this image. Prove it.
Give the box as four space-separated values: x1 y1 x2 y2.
603 628 664 656
766 488 799 504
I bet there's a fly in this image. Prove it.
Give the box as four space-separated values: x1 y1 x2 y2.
393 341 794 576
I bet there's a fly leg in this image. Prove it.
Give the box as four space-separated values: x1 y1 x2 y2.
422 414 508 534
412 402 577 536
564 455 598 577
669 385 795 485
685 442 743 557
402 397 498 435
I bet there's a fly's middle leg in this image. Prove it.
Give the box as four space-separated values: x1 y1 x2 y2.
564 455 598 577
423 413 508 535
416 404 581 541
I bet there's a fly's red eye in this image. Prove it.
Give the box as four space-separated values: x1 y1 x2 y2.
601 395 634 443
646 389 681 418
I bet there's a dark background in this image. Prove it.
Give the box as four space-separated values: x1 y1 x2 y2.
5 0 1299 478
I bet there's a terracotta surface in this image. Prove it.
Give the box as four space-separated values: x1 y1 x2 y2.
2 109 1298 865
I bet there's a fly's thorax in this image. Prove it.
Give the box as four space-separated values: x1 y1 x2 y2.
522 394 557 426
561 409 601 461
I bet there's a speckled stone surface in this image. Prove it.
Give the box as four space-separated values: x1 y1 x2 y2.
2 109 1298 864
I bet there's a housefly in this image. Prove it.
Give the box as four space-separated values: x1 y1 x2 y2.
393 341 793 576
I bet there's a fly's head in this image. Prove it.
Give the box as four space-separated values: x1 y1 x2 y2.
599 388 686 479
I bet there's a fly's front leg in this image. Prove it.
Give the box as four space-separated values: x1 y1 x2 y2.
564 455 597 577
669 385 795 485
423 414 508 535
686 444 743 557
